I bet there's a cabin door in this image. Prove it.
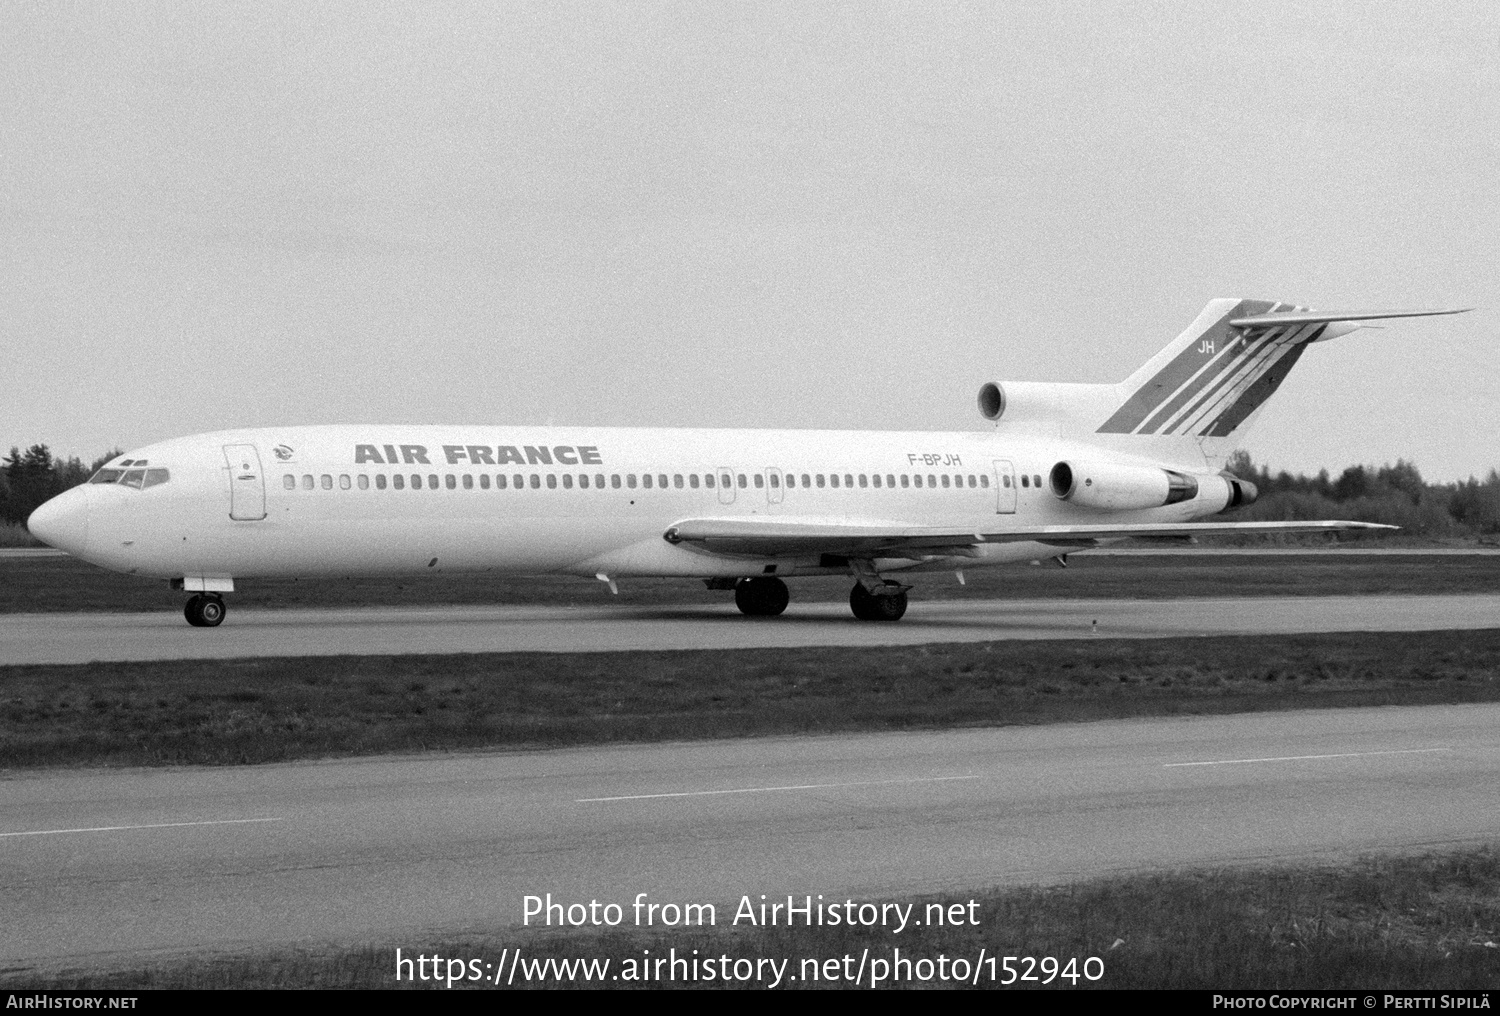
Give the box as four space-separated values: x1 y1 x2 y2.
223 444 268 520
992 459 1017 514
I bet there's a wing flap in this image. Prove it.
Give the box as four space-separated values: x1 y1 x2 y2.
663 518 1396 559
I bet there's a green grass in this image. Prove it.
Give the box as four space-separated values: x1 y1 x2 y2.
4 629 1499 769
6 552 1500 613
12 846 1499 989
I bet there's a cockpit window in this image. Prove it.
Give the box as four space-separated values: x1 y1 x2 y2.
88 466 169 488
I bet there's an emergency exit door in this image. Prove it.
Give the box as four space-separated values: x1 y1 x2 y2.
224 444 267 520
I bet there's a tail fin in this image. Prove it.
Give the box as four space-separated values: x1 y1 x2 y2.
1095 299 1466 464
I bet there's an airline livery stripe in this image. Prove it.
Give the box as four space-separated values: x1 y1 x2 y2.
1203 340 1313 437
1163 324 1315 436
1182 328 1318 437
1095 306 1247 433
1137 325 1287 435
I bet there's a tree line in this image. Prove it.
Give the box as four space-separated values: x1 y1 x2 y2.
1223 450 1500 538
5 442 1500 539
1 445 121 527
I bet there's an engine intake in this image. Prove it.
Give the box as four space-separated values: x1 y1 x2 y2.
978 382 1006 421
1049 460 1200 511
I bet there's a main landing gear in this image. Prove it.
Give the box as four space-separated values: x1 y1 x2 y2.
184 593 227 627
849 581 908 622
734 577 790 617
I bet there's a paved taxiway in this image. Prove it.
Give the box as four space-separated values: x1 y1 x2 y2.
2 702 1496 970
3 594 1499 665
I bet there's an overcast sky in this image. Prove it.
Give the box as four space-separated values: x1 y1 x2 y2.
3 2 1496 479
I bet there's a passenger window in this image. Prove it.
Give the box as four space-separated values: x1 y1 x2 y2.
737 473 747 488
142 468 170 489
754 474 764 489
495 474 507 489
659 474 668 488
689 474 700 489
674 474 684 489
1003 475 1011 488
302 475 314 490
859 474 868 488
546 474 557 489
529 474 540 489
980 475 990 488
445 474 457 490
428 474 439 490
901 475 910 488
596 474 606 488
578 474 588 489
844 474 853 487
642 474 653 489
462 474 473 489
339 475 351 490
564 474 575 489
801 474 811 487
480 474 491 489
516 474 526 489
358 475 369 490
769 473 779 487
816 474 825 488
319 474 332 489
393 474 405 490
283 474 295 490
627 474 637 489
887 474 896 487
785 474 795 489
871 474 880 488
968 475 976 487
914 475 923 488
830 474 839 488
1035 475 1042 488
941 475 950 488
376 474 387 490
411 473 422 489
1021 475 1030 488
612 474 622 489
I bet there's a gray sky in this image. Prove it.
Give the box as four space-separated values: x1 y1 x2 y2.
3 1 1496 480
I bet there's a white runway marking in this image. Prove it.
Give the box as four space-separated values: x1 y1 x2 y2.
1163 747 1450 768
577 774 980 803
0 817 283 839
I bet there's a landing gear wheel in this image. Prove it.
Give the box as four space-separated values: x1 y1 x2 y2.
734 577 790 617
849 583 908 621
184 594 226 627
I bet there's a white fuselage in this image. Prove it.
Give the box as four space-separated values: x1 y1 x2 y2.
44 424 1227 587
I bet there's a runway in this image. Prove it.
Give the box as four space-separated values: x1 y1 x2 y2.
2 702 1496 971
3 594 1499 665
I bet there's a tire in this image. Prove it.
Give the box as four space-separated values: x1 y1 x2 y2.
849 583 907 621
198 596 226 627
184 594 205 627
735 577 790 617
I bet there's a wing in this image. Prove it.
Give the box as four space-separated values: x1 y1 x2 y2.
662 517 1395 558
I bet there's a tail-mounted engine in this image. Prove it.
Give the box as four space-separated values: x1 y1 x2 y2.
1048 460 1200 511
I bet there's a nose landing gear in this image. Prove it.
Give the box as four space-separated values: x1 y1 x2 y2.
184 594 227 627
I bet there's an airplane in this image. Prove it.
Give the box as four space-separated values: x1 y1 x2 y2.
26 299 1466 627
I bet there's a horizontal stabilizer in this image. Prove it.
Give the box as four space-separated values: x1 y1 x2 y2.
663 517 1395 559
1228 308 1470 328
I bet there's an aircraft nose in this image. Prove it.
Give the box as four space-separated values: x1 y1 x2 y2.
27 486 90 556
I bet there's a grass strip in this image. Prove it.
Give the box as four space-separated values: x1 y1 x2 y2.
3 629 1500 770
11 846 1498 989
